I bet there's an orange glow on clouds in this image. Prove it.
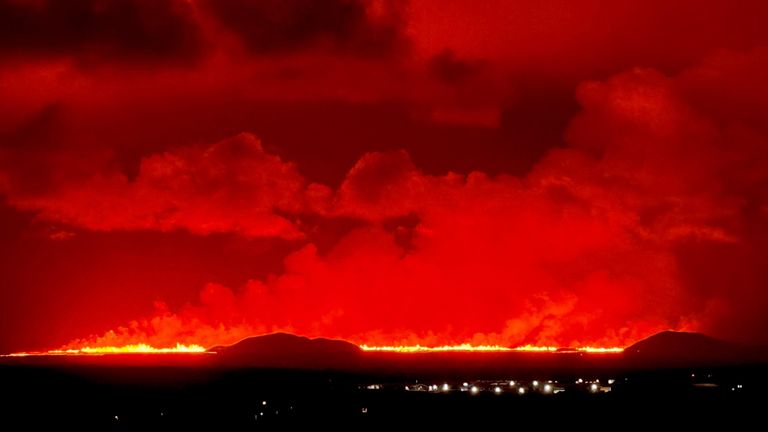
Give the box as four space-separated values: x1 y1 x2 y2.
3 1 768 355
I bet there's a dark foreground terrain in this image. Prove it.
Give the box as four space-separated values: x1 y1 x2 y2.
2 361 767 429
3 331 768 429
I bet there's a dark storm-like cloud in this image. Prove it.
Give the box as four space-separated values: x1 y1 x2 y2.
427 49 485 85
202 0 407 56
0 0 408 65
0 0 204 63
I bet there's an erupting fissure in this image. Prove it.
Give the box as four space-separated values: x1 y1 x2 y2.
5 343 207 356
360 344 624 353
6 342 624 356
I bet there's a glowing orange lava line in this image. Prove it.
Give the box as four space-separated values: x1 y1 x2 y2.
4 343 624 357
577 347 624 353
4 343 207 357
360 344 512 353
512 345 558 352
360 344 624 353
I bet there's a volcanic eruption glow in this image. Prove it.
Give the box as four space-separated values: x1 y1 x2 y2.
6 342 624 357
2 0 768 357
360 344 512 353
361 344 623 353
5 343 207 357
74 343 208 354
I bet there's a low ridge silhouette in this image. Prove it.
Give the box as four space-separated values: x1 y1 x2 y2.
206 330 767 370
210 332 362 368
623 330 763 366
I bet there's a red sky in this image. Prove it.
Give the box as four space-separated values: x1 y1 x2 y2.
2 0 768 352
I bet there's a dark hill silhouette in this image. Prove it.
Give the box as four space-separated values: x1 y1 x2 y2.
210 333 362 369
624 331 761 366
201 330 768 370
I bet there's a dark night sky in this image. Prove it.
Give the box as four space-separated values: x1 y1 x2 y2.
1 0 768 353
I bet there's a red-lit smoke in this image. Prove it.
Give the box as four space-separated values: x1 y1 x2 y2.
28 50 764 349
1 1 768 352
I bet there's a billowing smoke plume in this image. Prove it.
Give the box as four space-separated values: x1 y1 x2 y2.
51 50 768 349
2 1 768 352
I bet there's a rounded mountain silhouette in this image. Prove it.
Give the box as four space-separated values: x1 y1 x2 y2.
624 331 760 366
210 333 362 368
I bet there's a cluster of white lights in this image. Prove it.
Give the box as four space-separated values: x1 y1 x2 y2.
572 377 612 393
392 376 615 395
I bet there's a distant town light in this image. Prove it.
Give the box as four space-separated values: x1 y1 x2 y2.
509 380 516 386
532 380 539 387
590 384 598 393
442 383 450 392
543 384 552 393
494 386 502 394
471 386 479 394
518 387 526 395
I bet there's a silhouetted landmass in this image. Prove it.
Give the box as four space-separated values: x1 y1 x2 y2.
203 330 768 372
624 331 766 367
210 332 363 369
2 331 768 427
4 331 767 373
